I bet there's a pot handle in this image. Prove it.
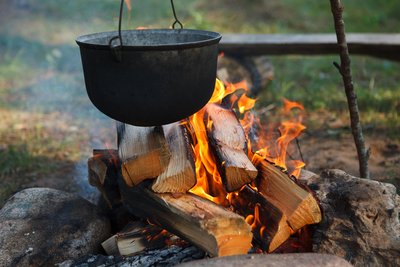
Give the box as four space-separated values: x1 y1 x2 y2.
109 0 183 62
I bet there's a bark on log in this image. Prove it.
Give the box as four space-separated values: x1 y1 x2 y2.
119 178 253 257
88 149 121 209
254 158 321 231
205 104 258 192
152 122 196 193
329 0 370 179
116 122 171 186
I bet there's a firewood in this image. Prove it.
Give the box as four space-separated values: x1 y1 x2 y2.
231 185 291 252
102 221 174 256
117 122 171 186
152 122 196 193
88 149 121 208
205 103 258 192
119 179 253 257
254 158 321 231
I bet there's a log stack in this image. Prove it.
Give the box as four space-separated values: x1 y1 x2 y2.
90 103 321 257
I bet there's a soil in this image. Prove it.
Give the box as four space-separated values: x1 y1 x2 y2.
301 133 400 186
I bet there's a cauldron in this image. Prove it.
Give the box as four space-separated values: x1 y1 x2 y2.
76 29 221 126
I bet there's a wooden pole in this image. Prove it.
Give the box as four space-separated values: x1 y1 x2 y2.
329 0 370 179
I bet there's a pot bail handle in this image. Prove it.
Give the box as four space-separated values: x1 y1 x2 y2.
109 0 124 62
170 0 183 29
109 0 183 62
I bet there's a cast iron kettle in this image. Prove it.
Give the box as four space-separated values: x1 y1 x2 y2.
76 0 222 126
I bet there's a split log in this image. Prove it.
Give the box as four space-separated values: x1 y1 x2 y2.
117 122 171 186
254 158 321 231
152 122 196 193
102 220 177 256
119 178 253 257
231 185 291 252
88 149 121 209
205 104 258 192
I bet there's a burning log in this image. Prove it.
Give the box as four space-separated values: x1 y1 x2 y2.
205 103 258 192
117 122 171 186
254 158 321 231
152 122 196 193
231 186 291 252
119 179 253 257
88 149 121 209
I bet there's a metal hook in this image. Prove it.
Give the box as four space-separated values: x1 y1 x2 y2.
109 0 124 62
170 0 183 29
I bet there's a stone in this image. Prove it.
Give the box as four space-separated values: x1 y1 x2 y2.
306 169 400 267
0 187 111 266
177 253 352 267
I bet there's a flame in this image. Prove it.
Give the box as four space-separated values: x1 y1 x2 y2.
246 203 261 231
188 79 254 205
186 78 307 250
238 94 256 114
274 121 306 169
283 98 304 112
124 0 132 11
252 98 306 172
289 160 306 178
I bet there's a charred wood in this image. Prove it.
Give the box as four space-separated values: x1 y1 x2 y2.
231 185 291 252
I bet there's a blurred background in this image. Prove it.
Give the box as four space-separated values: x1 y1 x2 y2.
0 0 399 206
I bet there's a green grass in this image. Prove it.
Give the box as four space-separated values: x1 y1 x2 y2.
256 56 400 136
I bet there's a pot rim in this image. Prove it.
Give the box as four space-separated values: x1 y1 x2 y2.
76 29 222 51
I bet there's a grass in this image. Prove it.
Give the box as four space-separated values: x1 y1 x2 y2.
0 0 399 204
257 56 400 135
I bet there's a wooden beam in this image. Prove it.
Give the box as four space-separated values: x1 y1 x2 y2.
219 33 400 61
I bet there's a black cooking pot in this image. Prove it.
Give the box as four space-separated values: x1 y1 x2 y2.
76 28 221 126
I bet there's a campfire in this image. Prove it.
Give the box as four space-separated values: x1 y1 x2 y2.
88 79 321 258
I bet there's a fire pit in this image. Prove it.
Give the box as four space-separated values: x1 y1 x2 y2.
88 79 322 258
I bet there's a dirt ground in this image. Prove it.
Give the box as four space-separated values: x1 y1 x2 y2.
301 133 399 184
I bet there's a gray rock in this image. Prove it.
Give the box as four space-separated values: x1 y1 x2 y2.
0 188 111 266
307 169 400 267
177 253 352 267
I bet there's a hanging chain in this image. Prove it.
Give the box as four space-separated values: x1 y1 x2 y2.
170 0 183 29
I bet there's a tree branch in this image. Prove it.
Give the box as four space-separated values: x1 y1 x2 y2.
329 0 370 179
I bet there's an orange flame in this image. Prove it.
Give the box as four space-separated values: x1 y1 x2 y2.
283 98 304 112
187 78 307 250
